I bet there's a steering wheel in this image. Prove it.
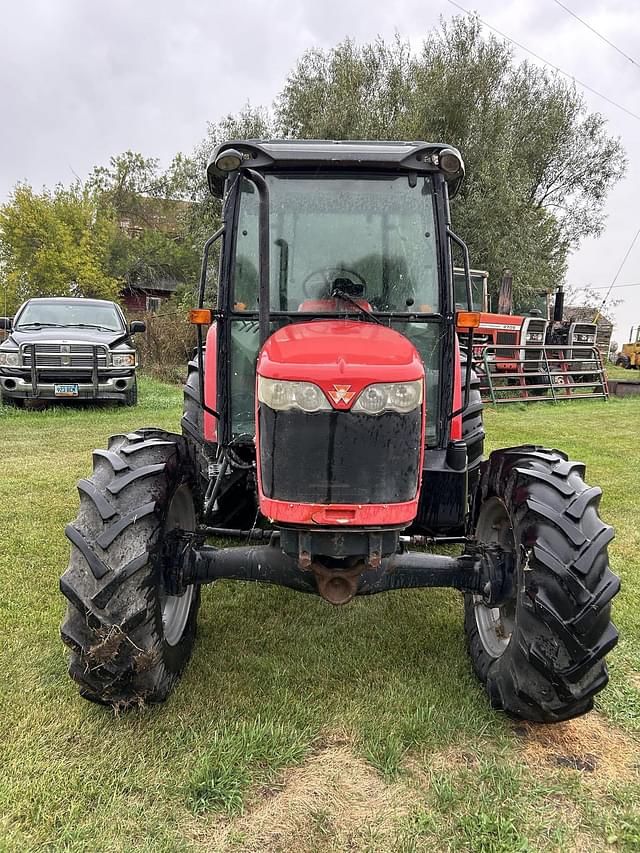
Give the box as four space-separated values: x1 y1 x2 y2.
301 267 367 299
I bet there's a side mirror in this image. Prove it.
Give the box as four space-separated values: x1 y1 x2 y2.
0 317 13 331
129 321 146 334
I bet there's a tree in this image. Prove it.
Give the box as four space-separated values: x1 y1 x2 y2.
179 106 274 304
271 18 626 300
0 183 119 313
87 151 200 292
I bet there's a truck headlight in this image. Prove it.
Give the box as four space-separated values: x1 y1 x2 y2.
0 351 19 367
111 353 136 367
353 380 423 415
258 377 331 413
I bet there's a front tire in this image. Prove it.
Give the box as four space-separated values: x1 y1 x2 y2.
122 378 138 407
60 429 201 708
465 446 619 722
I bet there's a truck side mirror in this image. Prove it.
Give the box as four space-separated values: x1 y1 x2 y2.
0 317 13 330
129 321 146 334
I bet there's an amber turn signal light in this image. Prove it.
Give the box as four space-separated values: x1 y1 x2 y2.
188 309 213 325
456 311 481 329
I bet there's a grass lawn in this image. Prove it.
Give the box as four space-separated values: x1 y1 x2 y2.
607 364 640 381
0 377 638 852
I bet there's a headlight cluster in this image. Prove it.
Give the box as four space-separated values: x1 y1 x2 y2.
111 353 136 367
574 334 594 343
0 350 19 367
258 377 422 415
526 332 544 343
352 381 422 414
258 377 331 413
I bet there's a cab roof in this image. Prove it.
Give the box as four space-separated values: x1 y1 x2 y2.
207 139 464 198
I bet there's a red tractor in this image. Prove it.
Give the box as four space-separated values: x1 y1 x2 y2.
60 140 618 721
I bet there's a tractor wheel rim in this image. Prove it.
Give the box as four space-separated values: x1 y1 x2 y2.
161 484 195 647
473 496 517 659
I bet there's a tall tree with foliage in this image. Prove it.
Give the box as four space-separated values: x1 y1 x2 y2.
87 151 200 292
196 17 624 302
0 183 119 313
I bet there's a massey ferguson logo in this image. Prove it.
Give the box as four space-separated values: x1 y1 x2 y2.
329 384 355 405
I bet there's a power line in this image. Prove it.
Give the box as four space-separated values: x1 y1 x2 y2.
572 282 640 291
447 0 640 122
551 0 639 69
593 226 640 321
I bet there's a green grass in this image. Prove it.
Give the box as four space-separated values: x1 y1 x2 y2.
0 378 638 852
606 364 639 381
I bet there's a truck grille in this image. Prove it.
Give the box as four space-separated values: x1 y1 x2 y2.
21 343 108 368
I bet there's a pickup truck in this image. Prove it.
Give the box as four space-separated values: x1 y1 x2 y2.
0 297 145 406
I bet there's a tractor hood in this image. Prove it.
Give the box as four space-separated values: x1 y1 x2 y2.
257 319 424 410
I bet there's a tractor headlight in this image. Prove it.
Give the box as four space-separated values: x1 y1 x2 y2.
0 350 19 367
111 352 136 367
258 377 331 413
526 332 544 342
353 380 423 415
575 334 594 343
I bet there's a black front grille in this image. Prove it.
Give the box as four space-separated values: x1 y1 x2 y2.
37 371 96 384
22 343 107 368
259 406 422 504
496 331 517 359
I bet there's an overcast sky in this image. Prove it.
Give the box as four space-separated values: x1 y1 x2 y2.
1 0 638 340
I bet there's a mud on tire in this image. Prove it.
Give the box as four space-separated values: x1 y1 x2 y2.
60 429 201 708
465 446 619 722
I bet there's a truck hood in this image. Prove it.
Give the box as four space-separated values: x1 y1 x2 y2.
5 327 131 349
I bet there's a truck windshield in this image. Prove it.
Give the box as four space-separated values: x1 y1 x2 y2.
16 301 124 331
233 173 440 314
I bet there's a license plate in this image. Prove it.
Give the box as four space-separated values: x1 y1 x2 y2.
54 384 79 397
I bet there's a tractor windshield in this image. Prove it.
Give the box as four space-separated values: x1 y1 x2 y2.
233 173 439 314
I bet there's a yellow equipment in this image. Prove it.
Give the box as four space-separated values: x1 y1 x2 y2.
616 326 640 369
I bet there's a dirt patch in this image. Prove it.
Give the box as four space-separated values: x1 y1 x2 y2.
514 711 640 784
187 737 420 853
630 672 640 692
403 744 481 784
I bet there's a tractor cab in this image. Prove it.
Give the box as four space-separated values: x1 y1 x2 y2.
207 142 463 451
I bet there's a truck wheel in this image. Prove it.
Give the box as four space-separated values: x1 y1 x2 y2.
123 378 138 407
60 429 201 708
465 446 619 722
